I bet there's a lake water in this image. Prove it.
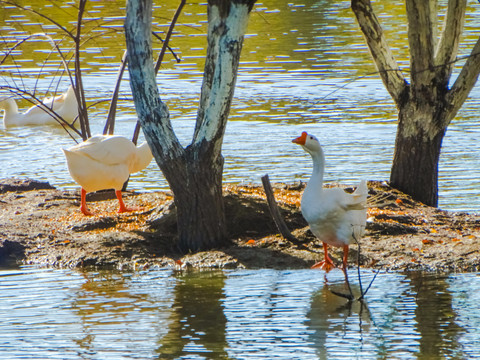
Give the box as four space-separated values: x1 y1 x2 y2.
0 0 479 212
1 2 480 358
1 266 480 359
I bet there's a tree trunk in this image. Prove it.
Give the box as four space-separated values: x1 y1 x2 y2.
125 0 256 252
352 0 480 207
169 147 227 252
390 106 446 207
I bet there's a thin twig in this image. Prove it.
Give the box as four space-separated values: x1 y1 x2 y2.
152 32 181 64
261 174 300 244
0 34 44 66
0 1 74 39
74 0 90 140
307 49 480 112
0 86 81 142
330 225 381 302
154 0 186 73
353 230 381 301
104 50 128 135
330 289 354 301
356 233 364 297
132 121 142 145
343 268 355 302
358 269 381 301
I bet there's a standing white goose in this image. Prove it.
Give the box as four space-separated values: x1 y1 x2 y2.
292 131 367 272
1 85 78 127
63 134 153 216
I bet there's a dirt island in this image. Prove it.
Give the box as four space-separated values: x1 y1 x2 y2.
1 178 479 272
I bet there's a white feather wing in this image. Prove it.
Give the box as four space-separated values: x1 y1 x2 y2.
69 135 136 166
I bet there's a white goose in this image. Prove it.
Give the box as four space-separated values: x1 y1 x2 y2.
292 131 367 272
1 85 78 127
63 134 153 216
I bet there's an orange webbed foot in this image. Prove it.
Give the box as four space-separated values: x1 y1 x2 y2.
80 188 94 216
311 258 336 272
311 243 337 272
80 205 94 216
116 190 142 214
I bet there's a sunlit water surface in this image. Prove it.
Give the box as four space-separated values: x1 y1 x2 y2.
1 0 479 212
2 3 480 359
1 267 480 359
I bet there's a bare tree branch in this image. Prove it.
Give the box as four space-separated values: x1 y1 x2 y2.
0 86 81 141
0 1 75 39
445 36 480 123
351 0 408 105
193 1 251 146
261 174 299 244
434 0 466 84
104 50 128 136
125 0 185 162
406 0 436 99
127 0 185 146
125 1 185 148
73 0 90 140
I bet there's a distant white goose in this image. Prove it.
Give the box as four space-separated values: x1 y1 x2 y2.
0 85 78 127
292 131 368 272
63 134 153 216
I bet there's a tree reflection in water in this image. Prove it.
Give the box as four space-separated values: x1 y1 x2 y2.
407 272 464 359
157 271 229 358
2 267 479 358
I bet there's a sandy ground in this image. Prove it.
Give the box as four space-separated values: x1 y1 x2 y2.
1 178 479 272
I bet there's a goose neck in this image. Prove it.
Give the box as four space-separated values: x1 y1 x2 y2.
1 98 19 125
303 151 324 197
0 98 18 112
310 151 325 180
134 142 153 173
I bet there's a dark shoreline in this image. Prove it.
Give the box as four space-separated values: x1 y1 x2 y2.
1 178 479 272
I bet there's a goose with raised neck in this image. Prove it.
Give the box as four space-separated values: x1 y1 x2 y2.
292 131 367 272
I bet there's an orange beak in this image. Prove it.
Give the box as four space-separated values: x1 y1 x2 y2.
292 132 308 145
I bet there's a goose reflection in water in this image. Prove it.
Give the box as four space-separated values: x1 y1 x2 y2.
307 275 372 358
